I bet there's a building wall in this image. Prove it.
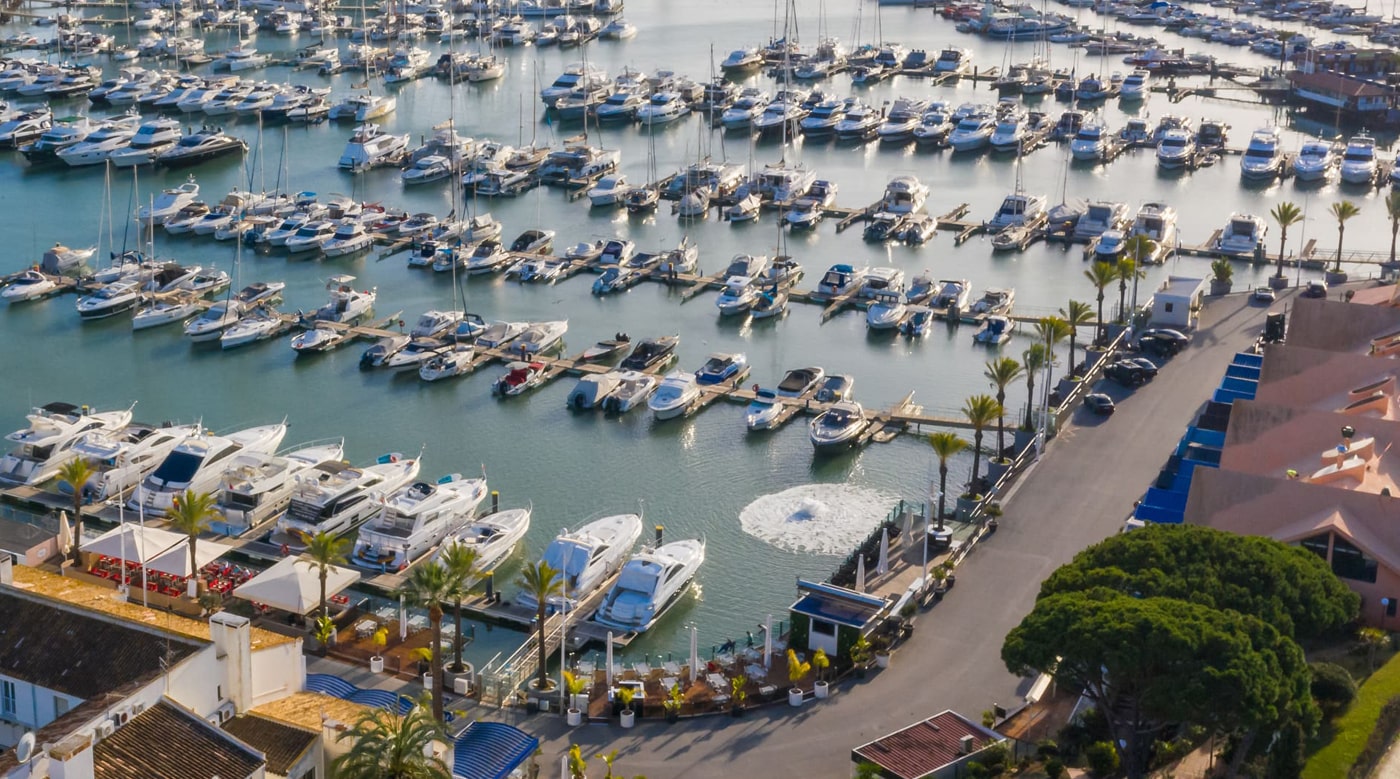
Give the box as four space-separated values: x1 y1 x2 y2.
167 646 224 720
0 676 83 735
250 643 305 710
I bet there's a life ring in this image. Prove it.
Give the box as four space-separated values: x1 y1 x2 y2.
752 384 759 393
280 544 290 556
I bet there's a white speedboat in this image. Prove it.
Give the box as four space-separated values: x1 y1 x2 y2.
567 372 624 410
1239 127 1283 180
1155 128 1195 170
1073 201 1129 241
1069 120 1108 161
715 276 759 315
518 513 643 611
137 178 199 225
492 360 548 396
600 371 659 414
865 289 907 330
352 474 489 572
934 279 973 311
1130 202 1177 261
719 88 770 130
1213 213 1266 258
900 305 933 337
476 320 530 349
1293 141 1335 182
971 288 1015 315
410 310 465 339
0 402 134 486
268 453 421 550
75 279 143 320
220 305 285 349
948 110 995 152
184 300 245 342
648 370 700 420
69 422 200 502
127 422 287 516
815 264 867 298
588 174 629 207
418 345 475 382
594 538 705 632
313 275 376 323
809 401 868 450
57 117 139 166
338 124 409 171
1119 69 1148 101
433 507 532 572
2 270 58 303
986 192 1046 231
284 221 338 254
745 388 782 431
860 267 905 298
973 314 1015 344
322 221 373 257
1339 134 1377 185
212 440 346 534
132 296 199 330
512 320 568 355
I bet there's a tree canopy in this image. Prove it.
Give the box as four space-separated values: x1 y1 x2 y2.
1036 524 1358 642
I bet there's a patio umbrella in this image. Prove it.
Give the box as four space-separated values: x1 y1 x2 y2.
232 556 360 615
689 624 699 682
80 524 184 565
605 631 614 687
399 594 408 641
763 614 772 669
855 554 865 592
145 537 232 578
876 528 890 575
56 511 72 557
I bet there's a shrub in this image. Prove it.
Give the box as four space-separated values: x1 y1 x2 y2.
1036 739 1059 759
978 743 1009 773
1348 695 1400 778
1085 741 1120 777
1044 758 1065 779
1311 662 1358 716
1267 719 1305 779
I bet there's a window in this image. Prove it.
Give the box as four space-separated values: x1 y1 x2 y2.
1300 533 1331 561
53 696 68 717
1 680 14 717
1332 536 1379 583
1387 598 1397 618
810 619 835 637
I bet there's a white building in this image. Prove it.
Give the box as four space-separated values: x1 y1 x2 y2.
1151 276 1207 329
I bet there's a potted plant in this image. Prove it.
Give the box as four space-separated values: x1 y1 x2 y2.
616 686 637 728
786 649 811 707
849 635 873 679
662 684 683 723
811 648 831 699
1328 200 1360 284
871 636 892 670
312 614 335 658
729 677 747 717
898 601 918 635
564 671 588 726
1209 258 1233 296
983 502 1003 532
932 563 953 598
566 745 587 779
369 626 388 673
409 646 434 691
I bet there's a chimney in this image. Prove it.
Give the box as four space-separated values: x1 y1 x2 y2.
47 732 94 779
209 612 253 714
959 734 975 755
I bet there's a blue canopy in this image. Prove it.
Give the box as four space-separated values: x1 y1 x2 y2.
452 722 538 779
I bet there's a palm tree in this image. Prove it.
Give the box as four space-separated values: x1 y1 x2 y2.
398 562 457 723
56 458 92 566
927 432 968 528
518 560 563 693
439 542 481 674
304 531 350 617
1058 301 1094 377
1114 259 1144 323
1387 191 1400 265
961 394 1003 498
1083 261 1116 345
166 490 217 597
1331 200 1361 273
983 357 1024 459
330 698 450 779
1035 316 1072 389
1021 343 1048 430
1271 201 1303 280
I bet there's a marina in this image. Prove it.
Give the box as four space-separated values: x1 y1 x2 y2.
3 0 1400 671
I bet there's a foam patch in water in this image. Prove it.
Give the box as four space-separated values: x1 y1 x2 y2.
739 483 892 555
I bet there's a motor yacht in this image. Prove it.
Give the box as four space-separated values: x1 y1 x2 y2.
777 367 825 398
212 440 346 535
1069 120 1108 161
2 270 58 303
183 300 245 342
156 128 247 167
987 192 1047 231
0 109 52 148
1339 135 1377 185
476 320 530 349
594 538 705 632
833 101 881 141
720 48 763 75
876 97 927 144
648 370 700 420
636 92 690 126
973 314 1015 345
518 513 644 611
879 175 928 215
588 174 629 207
73 278 142 320
594 90 646 123
269 453 421 550
433 507 532 572
69 422 200 502
600 371 659 413
695 353 747 385
220 305 285 349
934 278 973 311
379 339 450 374
711 276 757 316
313 275 376 323
934 46 972 74
719 88 770 130
1155 128 1195 170
329 93 397 122
1119 69 1148 101
540 62 607 107
57 116 139 166
132 295 200 330
1293 141 1336 182
912 103 954 146
492 361 549 396
464 241 510 275
970 288 1015 315
1073 200 1129 241
127 422 287 516
948 109 995 152
860 267 905 298
1239 127 1283 180
1213 213 1266 258
865 289 907 331
988 112 1028 153
1129 202 1177 262
338 124 409 171
282 220 338 254
809 401 868 450
352 474 489 572
620 336 679 371
322 221 373 257
513 320 568 355
20 117 94 164
815 263 867 299
0 402 134 486
417 345 475 382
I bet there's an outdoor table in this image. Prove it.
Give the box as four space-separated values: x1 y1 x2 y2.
407 614 429 632
660 677 679 692
662 661 681 676
354 619 377 638
706 673 727 690
745 664 766 680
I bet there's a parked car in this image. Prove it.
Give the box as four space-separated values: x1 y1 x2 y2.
1302 281 1328 299
1123 357 1158 378
1084 393 1116 416
1138 329 1189 356
1252 286 1276 303
1105 361 1149 387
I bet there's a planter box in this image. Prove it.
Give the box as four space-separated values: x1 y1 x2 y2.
789 688 804 707
1013 429 1037 454
986 459 1011 486
814 680 830 699
620 710 636 728
1055 377 1080 400
1209 280 1232 297
369 656 384 673
1268 274 1290 290
567 708 583 726
874 653 891 669
1084 347 1111 371
570 693 589 711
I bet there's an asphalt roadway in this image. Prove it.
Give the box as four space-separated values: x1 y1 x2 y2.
317 288 1288 779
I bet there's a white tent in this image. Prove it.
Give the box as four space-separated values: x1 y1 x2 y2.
81 524 185 565
232 555 360 615
146 538 232 578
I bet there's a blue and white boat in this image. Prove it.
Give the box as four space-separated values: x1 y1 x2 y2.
518 514 643 611
594 538 705 632
695 353 747 385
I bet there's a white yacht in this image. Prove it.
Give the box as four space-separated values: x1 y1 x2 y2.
313 275 376 323
1293 141 1336 182
636 92 690 126
1069 120 1108 161
1130 202 1178 261
540 62 607 107
0 402 134 486
988 112 1028 153
1119 69 1149 101
970 288 1015 315
715 276 759 315
75 279 143 320
879 175 929 214
212 440 346 534
2 270 58 303
433 507 532 572
934 278 973 311
587 174 629 207
719 88 770 130
809 401 868 450
594 538 705 632
284 220 338 254
184 300 245 342
934 46 972 74
1213 213 1266 258
815 263 867 298
220 305 285 349
1239 127 1283 180
518 513 643 612
648 370 700 420
338 124 409 171
1156 128 1195 169
69 422 200 502
322 221 373 257
268 453 422 550
601 371 660 414
987 191 1047 230
57 116 139 166
865 289 907 330
745 388 782 431
127 422 287 516
352 474 489 572
137 178 200 225
1073 200 1129 241
948 110 995 152
132 296 200 330
1339 135 1377 185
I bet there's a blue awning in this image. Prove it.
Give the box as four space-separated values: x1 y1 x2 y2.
453 722 538 779
306 673 415 715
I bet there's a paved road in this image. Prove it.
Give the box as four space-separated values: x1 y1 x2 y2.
322 291 1284 779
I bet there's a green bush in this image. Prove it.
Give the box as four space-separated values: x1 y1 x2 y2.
1044 758 1065 779
1058 706 1111 758
1268 719 1306 779
1036 739 1060 759
1312 662 1358 716
1347 695 1400 778
1085 741 1120 777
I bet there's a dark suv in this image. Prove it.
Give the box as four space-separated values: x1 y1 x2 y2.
1105 361 1149 387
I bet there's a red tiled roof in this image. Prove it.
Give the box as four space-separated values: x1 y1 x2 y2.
1288 70 1394 98
852 710 1000 779
93 701 264 779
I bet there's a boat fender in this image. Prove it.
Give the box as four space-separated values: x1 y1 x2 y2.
752 384 760 393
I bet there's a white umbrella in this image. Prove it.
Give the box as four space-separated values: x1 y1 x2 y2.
56 511 73 557
855 554 865 592
399 594 408 641
763 614 772 669
689 624 699 683
232 556 361 615
81 524 184 565
145 537 232 578
605 631 614 687
876 528 890 575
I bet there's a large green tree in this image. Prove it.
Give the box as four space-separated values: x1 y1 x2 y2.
398 562 457 723
1083 261 1117 344
961 395 1002 498
1003 588 1316 779
983 357 1023 460
518 560 563 692
440 542 481 674
330 698 450 779
1037 524 1358 641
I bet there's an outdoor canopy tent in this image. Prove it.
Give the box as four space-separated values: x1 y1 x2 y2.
232 555 360 615
80 524 186 565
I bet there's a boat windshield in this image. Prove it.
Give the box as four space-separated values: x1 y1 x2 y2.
1344 149 1373 162
543 539 591 577
149 450 202 486
616 560 662 595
